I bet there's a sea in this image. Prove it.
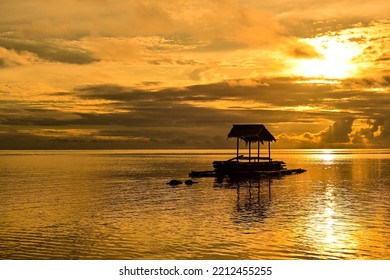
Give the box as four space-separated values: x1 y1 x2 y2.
0 149 389 260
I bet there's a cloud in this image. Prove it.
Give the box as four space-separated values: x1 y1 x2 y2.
271 0 390 22
318 118 354 143
376 53 390 62
4 0 384 88
287 41 323 59
349 118 390 145
3 76 386 149
0 1 281 43
51 77 389 126
0 1 388 149
0 47 38 67
1 76 389 149
0 37 99 64
0 107 83 126
277 115 390 148
0 0 315 82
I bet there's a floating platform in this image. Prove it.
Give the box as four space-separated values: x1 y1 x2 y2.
213 159 286 172
189 168 306 178
188 170 216 177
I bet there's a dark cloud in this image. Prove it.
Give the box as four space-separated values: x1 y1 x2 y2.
376 52 390 61
138 81 164 87
0 130 130 150
318 118 354 143
0 107 82 126
1 76 389 149
288 42 323 59
0 37 99 64
45 78 390 126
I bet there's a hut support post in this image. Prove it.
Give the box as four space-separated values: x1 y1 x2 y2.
257 141 260 162
236 137 239 161
249 141 251 162
268 141 271 162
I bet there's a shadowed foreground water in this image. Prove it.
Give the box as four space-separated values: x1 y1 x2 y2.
0 149 389 259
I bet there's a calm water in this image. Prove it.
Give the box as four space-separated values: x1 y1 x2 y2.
0 149 389 260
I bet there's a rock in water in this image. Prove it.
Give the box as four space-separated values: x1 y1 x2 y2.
167 179 183 186
184 179 198 185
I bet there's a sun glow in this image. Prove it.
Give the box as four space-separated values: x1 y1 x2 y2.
295 37 362 79
319 149 335 163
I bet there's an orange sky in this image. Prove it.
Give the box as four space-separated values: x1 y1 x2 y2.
0 0 389 149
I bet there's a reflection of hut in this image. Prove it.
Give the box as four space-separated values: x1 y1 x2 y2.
233 179 272 224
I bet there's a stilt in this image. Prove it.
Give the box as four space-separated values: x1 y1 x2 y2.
236 137 239 161
249 141 251 162
268 141 271 162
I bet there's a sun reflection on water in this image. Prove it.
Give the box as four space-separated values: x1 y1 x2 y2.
320 150 335 163
318 187 337 245
305 184 359 259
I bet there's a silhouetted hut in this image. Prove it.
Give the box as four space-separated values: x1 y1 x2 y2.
189 124 306 178
213 124 285 174
227 124 276 162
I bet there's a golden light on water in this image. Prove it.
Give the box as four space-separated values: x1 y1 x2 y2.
320 150 335 163
320 187 337 245
304 183 359 258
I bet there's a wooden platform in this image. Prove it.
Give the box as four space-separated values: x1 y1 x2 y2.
189 168 306 178
188 170 216 177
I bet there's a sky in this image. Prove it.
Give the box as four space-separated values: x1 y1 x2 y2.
0 0 389 149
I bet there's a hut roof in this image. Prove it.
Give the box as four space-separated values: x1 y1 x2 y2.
227 124 276 143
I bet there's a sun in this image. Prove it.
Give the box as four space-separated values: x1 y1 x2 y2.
294 36 361 79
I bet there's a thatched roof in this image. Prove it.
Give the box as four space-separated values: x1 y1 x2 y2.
227 124 276 143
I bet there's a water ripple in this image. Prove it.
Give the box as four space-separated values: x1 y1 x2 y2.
0 150 389 259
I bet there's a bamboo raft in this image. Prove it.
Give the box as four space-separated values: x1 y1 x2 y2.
189 168 306 178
